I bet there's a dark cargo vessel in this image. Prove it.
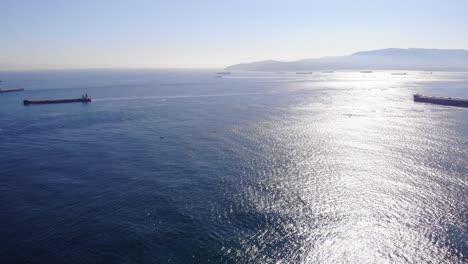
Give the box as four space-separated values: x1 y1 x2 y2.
24 94 91 105
413 94 468 108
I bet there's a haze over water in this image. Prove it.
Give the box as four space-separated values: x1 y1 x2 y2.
0 70 467 263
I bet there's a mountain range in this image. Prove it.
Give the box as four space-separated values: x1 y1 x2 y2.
225 48 468 71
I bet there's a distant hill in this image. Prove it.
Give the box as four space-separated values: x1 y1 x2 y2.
226 48 468 71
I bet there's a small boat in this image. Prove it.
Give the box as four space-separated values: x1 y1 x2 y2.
391 72 407 75
360 70 373 73
24 94 91 105
413 94 468 108
296 72 313 74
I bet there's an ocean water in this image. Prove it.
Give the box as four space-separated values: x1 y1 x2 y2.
0 69 467 263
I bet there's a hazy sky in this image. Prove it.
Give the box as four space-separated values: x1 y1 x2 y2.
2 0 468 69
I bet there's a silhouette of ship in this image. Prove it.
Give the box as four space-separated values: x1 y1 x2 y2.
413 94 468 107
24 94 91 105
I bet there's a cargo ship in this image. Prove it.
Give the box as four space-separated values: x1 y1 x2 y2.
0 81 24 93
0 88 24 93
216 71 231 75
413 94 468 108
391 72 407 75
24 94 91 105
360 70 373 73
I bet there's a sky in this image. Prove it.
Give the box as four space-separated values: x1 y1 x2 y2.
2 0 468 70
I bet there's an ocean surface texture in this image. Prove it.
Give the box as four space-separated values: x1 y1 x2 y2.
0 70 467 263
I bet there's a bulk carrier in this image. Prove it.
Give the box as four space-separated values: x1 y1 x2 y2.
413 94 468 108
24 94 91 105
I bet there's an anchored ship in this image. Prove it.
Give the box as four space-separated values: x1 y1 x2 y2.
0 88 24 93
24 94 91 105
0 81 24 93
413 94 468 108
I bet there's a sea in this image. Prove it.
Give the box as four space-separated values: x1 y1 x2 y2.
0 69 467 263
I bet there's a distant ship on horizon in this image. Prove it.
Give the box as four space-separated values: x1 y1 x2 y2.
391 72 407 75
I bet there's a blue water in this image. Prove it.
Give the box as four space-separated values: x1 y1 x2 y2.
0 70 467 263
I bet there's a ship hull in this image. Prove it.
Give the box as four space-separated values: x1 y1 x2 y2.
413 94 468 108
23 98 91 105
0 88 24 93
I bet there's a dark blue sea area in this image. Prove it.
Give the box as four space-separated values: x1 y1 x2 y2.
0 69 467 263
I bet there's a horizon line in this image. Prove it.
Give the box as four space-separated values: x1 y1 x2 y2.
2 47 468 72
